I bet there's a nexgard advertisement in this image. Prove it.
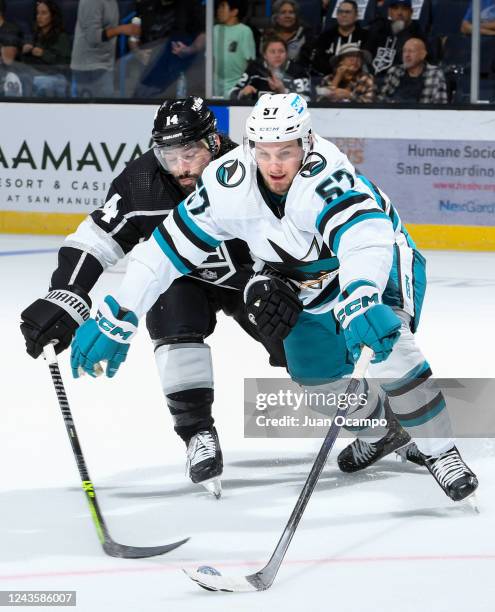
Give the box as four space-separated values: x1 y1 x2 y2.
329 138 495 227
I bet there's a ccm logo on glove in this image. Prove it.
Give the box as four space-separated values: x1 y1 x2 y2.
95 310 135 341
335 281 401 364
335 291 380 328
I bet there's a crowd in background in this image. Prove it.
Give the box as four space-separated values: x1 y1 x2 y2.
0 0 493 103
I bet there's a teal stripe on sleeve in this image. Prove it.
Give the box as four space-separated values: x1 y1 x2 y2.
152 228 191 275
315 190 362 230
332 211 389 253
177 202 221 248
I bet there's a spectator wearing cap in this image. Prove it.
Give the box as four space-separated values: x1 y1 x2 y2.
268 0 315 65
230 33 310 100
317 42 375 102
365 0 425 76
214 0 255 98
379 37 447 103
312 1 368 76
461 0 495 35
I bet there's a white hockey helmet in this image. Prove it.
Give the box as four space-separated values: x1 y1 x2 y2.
245 93 312 156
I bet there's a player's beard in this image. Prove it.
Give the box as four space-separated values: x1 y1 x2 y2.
177 173 200 194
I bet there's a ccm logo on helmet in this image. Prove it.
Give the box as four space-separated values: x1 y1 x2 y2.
216 159 246 188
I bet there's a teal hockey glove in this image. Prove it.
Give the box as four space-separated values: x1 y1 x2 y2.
335 281 401 364
71 295 138 378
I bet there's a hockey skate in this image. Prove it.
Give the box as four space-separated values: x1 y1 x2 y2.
186 428 223 499
337 405 411 473
422 445 478 504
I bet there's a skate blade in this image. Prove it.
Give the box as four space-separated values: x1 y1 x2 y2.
463 492 480 514
201 477 222 499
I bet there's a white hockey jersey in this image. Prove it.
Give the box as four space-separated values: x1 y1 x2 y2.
116 135 415 319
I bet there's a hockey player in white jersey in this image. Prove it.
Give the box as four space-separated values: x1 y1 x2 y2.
71 93 478 503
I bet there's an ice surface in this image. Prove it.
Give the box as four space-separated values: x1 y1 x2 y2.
2 234 495 611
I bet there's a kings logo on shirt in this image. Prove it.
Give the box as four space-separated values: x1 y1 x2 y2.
216 159 246 188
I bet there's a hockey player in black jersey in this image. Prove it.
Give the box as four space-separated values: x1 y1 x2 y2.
20 96 286 498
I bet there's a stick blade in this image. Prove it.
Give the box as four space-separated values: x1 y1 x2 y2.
103 537 189 559
182 568 262 592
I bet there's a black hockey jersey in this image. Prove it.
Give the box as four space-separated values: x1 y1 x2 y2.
229 59 311 101
50 136 254 293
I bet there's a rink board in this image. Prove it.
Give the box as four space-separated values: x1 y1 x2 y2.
1 103 495 250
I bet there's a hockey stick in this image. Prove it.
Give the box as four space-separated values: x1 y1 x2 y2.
43 343 189 558
183 346 373 592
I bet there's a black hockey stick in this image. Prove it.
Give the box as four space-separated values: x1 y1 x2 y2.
43 343 189 558
183 346 373 591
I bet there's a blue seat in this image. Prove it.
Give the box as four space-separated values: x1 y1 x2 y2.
297 0 323 34
4 0 33 39
60 0 79 35
431 0 469 37
118 0 137 19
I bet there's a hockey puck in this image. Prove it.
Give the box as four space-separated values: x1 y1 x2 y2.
197 565 221 576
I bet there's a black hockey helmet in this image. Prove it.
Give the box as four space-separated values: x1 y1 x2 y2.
152 96 219 155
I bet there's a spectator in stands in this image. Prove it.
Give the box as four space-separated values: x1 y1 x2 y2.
0 0 23 96
365 0 425 76
312 0 368 76
22 1 71 97
71 0 140 97
214 0 255 98
131 0 205 98
378 37 448 103
230 33 310 100
461 0 495 36
269 0 315 65
316 41 375 102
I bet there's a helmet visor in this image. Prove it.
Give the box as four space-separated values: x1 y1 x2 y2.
244 137 305 164
153 140 213 192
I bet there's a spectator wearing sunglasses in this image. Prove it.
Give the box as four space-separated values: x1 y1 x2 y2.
312 0 367 76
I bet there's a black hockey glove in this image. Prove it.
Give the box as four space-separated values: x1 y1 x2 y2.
20 286 91 358
244 275 303 340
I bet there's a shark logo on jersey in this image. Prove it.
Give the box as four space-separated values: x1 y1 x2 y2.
266 237 338 288
216 159 246 188
299 153 327 178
